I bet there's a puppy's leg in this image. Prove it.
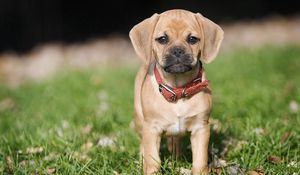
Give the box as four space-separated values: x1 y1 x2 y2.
142 125 161 175
167 136 181 160
190 121 210 175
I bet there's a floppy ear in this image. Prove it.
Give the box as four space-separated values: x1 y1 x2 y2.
129 14 159 64
196 13 224 64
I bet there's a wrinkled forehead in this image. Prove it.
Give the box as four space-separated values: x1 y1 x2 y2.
154 11 201 37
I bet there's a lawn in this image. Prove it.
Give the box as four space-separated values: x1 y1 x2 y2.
0 46 300 174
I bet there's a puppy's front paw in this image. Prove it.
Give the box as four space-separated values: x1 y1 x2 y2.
192 166 209 175
144 166 159 175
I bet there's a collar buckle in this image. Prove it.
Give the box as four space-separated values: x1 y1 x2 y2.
159 84 177 102
181 88 188 97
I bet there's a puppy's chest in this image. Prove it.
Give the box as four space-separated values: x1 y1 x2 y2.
144 73 211 136
162 100 198 136
165 116 188 136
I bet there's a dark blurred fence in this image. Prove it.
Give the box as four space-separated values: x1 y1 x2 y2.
0 0 299 52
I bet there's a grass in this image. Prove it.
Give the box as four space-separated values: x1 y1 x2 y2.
0 45 300 174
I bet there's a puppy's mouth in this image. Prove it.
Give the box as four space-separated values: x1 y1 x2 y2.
164 64 192 74
163 55 194 74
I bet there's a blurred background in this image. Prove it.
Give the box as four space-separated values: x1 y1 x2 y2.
1 2 300 174
0 0 300 87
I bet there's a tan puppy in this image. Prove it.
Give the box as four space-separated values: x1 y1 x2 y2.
129 9 223 175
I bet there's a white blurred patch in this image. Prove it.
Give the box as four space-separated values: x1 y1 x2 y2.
176 167 191 175
43 152 59 161
112 170 120 175
210 118 223 133
73 151 91 162
26 146 43 154
287 161 298 168
97 90 109 115
55 128 63 137
61 120 70 129
253 128 266 136
97 136 115 148
289 100 299 113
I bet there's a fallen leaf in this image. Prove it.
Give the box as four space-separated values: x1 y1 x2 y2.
6 156 14 171
112 170 120 175
81 141 93 151
220 137 236 156
280 132 290 144
210 118 223 133
46 168 56 174
19 160 28 166
26 146 43 154
43 152 59 161
90 76 102 86
98 90 108 100
209 155 227 168
73 151 91 162
29 160 35 165
176 167 191 175
0 98 15 111
211 167 222 175
235 140 248 151
254 166 264 173
248 166 264 175
79 154 91 162
81 124 93 135
219 159 227 167
268 155 282 164
226 164 246 175
248 170 260 175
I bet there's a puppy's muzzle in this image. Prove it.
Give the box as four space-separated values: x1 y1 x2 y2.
163 46 194 74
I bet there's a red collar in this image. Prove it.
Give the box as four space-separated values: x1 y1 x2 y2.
154 62 209 102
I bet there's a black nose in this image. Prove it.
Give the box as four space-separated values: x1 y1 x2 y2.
170 46 185 58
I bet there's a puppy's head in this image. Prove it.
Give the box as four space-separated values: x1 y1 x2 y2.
130 9 224 74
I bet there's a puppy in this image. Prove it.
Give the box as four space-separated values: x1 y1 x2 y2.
129 9 223 175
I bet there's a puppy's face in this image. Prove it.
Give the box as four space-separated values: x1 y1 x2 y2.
153 12 202 74
129 9 223 70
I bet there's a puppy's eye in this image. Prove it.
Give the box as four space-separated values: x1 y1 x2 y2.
156 35 169 45
187 35 200 45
